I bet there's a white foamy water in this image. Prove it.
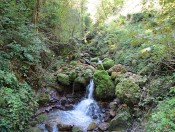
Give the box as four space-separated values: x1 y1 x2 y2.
46 80 102 132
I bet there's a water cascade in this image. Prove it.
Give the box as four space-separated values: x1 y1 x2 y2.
45 80 102 131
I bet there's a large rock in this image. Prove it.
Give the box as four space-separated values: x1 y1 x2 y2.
57 73 70 85
45 122 57 132
102 58 115 70
72 127 83 132
87 122 97 131
83 68 93 80
108 107 131 131
37 92 50 106
73 77 86 91
128 73 147 86
90 57 99 62
115 79 140 104
93 70 115 99
69 70 78 82
108 64 126 74
57 124 72 131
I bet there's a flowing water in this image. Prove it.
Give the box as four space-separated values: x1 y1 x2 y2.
44 80 102 132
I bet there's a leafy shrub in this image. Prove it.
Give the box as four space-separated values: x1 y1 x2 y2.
146 97 175 132
0 86 37 132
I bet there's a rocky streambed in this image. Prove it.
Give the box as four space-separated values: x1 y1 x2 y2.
29 54 146 132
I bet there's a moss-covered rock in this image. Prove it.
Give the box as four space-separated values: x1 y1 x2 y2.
111 72 118 80
108 107 131 131
74 77 86 86
128 74 147 86
73 77 86 91
72 127 83 132
90 57 99 62
83 68 93 80
57 73 70 86
115 79 140 104
69 70 77 82
37 114 48 123
87 122 97 131
102 58 114 70
93 70 115 99
108 64 126 74
37 92 50 106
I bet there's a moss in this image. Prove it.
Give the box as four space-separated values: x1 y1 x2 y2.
93 70 115 99
108 64 126 74
102 58 115 70
90 57 99 62
83 68 93 80
70 61 77 66
108 107 131 131
37 114 48 123
97 63 104 70
72 127 83 132
74 77 86 86
69 70 77 82
37 92 50 106
57 73 70 85
115 79 140 104
111 72 118 80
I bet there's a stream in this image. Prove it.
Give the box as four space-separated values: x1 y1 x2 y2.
40 80 103 132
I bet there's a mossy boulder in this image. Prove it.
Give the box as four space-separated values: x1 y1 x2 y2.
90 57 99 62
93 70 115 99
128 74 147 86
102 58 114 70
83 68 93 80
108 64 126 74
69 70 78 82
111 72 118 80
115 79 140 104
87 122 97 131
37 92 50 106
73 77 86 91
72 127 83 132
57 73 70 86
108 107 131 131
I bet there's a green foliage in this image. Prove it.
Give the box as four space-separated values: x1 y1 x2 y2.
0 71 37 132
0 1 43 131
96 0 124 24
0 0 35 29
140 74 175 107
40 0 87 41
93 70 115 99
115 79 140 104
146 97 175 132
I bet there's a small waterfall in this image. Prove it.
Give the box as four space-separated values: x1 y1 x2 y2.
46 80 102 132
87 79 94 99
